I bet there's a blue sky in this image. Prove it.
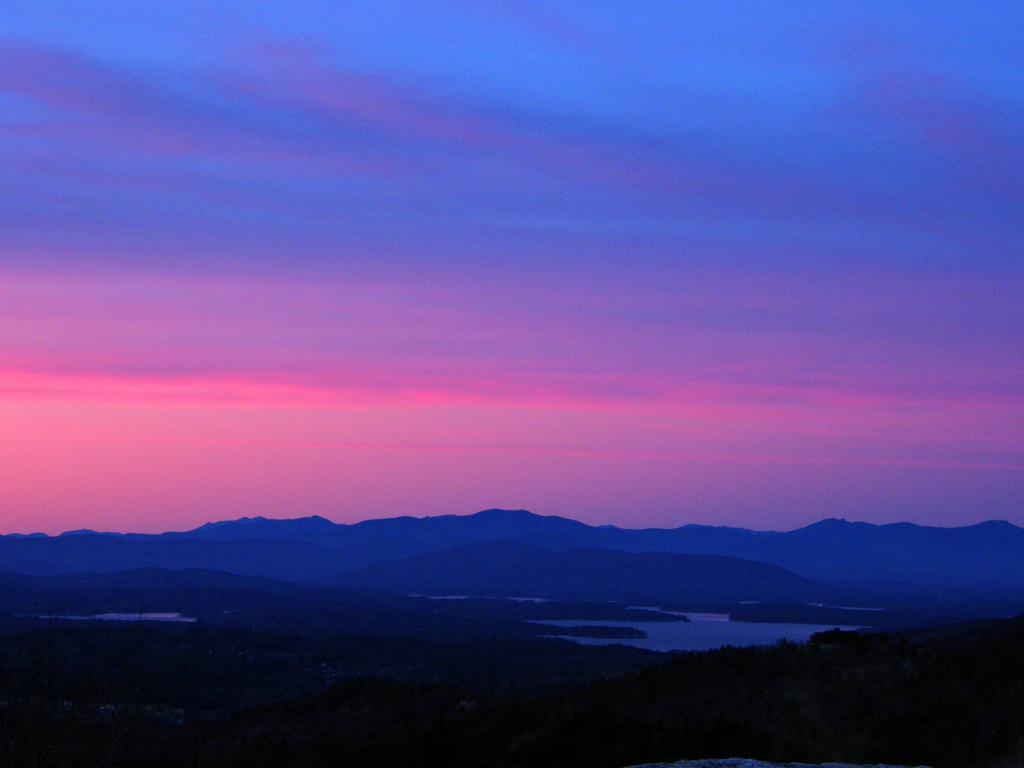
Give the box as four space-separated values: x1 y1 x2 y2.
1 2 1022 532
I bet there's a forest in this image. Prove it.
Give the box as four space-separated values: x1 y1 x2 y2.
2 614 1022 768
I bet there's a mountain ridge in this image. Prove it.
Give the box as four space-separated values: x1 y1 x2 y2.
7 509 1020 540
3 509 1024 597
341 541 825 603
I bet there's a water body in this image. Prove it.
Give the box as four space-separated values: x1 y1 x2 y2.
534 613 862 652
410 594 550 603
35 612 197 623
807 602 886 612
629 606 731 622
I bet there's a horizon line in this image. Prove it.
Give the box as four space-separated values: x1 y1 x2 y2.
4 508 1018 539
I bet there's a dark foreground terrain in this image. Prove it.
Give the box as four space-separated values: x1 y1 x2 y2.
2 612 1023 768
3 511 1023 767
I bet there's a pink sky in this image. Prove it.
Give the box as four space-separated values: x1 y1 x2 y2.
2 266 1020 534
2 4 1022 533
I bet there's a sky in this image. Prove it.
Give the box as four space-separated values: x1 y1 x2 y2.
1 2 1022 533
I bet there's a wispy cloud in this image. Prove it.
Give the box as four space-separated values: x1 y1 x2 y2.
1 4 1022 529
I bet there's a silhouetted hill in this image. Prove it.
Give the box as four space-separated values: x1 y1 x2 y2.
342 541 825 602
4 510 1024 603
180 515 340 543
0 535 349 582
176 508 592 554
166 510 1024 590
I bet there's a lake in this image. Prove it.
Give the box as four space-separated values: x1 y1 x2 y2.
35 612 197 623
534 611 862 652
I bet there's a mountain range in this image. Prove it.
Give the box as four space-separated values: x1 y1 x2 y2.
3 510 1024 609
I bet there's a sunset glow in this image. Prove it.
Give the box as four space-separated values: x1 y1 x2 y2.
2 3 1022 532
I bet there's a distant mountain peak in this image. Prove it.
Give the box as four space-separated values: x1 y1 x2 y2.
59 528 117 537
467 508 591 532
192 516 266 529
182 514 341 542
970 519 1017 530
472 508 536 518
193 514 335 529
799 517 877 531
